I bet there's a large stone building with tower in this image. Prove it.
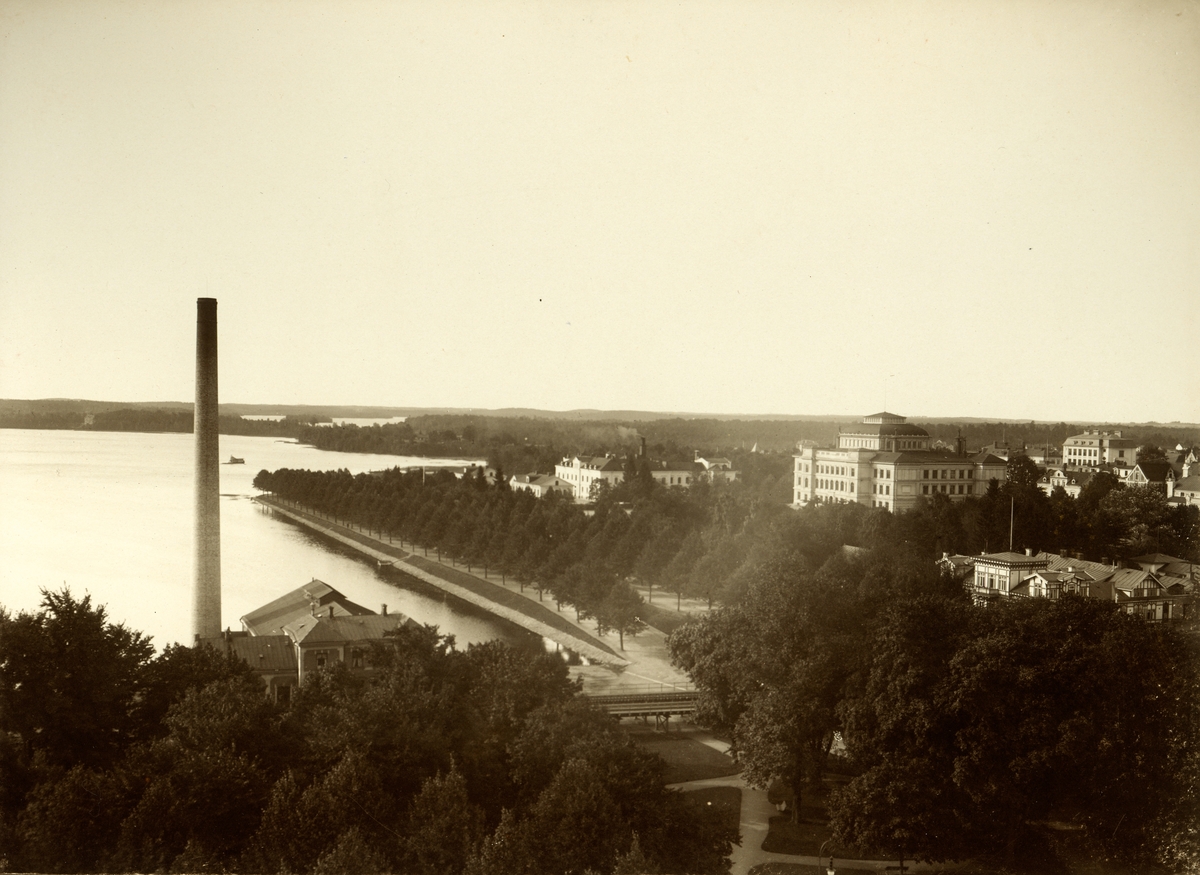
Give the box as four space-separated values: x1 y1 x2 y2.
792 412 1008 513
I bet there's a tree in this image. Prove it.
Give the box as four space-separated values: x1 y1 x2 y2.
673 558 857 821
832 597 975 864
521 758 630 875
596 581 648 650
1138 443 1168 462
404 765 485 875
834 594 1200 869
0 588 153 770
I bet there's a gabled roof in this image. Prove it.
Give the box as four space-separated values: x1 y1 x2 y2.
197 634 297 672
241 579 374 636
1162 561 1197 579
1133 461 1175 482
284 613 417 646
1036 552 1117 582
972 452 1008 466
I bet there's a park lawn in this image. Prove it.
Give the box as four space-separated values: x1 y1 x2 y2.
640 600 702 636
762 776 891 861
627 729 740 784
682 786 742 834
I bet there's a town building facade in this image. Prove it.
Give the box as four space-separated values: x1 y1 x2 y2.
1061 430 1138 470
792 412 1008 512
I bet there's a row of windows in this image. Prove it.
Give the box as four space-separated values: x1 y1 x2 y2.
817 478 852 491
923 483 974 495
923 469 972 479
873 467 893 479
817 464 853 476
873 483 891 495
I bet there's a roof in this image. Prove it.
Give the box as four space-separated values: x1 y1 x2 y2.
197 634 297 672
870 450 976 464
1174 475 1200 492
972 452 1009 466
1029 570 1078 582
977 551 1050 566
1134 461 1174 482
939 554 975 569
241 579 375 636
840 422 930 437
284 613 417 646
1131 553 1187 565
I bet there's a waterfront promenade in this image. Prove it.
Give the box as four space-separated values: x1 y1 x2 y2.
255 495 702 692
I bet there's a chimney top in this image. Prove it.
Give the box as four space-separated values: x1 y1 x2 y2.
381 603 388 615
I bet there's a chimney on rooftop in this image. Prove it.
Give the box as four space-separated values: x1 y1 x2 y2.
192 298 222 643
381 604 388 615
1025 548 1032 556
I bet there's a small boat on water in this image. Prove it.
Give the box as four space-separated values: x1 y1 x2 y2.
226 456 245 465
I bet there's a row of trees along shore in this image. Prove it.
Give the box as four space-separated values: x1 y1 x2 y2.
0 590 734 875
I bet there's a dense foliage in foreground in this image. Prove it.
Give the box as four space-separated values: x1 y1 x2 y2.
669 542 1200 872
0 592 734 874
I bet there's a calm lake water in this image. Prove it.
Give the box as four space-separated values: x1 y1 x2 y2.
0 429 537 652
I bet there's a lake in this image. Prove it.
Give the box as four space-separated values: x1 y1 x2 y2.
0 428 538 652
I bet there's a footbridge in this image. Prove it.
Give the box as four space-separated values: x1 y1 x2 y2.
585 685 699 729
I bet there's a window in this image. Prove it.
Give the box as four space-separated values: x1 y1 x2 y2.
923 484 929 494
352 649 364 669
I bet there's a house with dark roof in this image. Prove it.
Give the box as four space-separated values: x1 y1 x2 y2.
200 631 299 703
1126 461 1176 494
200 581 419 696
284 611 418 683
240 578 375 637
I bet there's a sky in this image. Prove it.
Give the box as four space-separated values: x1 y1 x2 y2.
1 1 1197 424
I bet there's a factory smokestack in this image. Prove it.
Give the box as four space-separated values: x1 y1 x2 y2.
193 298 221 642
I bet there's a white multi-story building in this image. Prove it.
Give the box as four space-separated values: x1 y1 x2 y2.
554 455 626 500
792 412 1008 513
1062 430 1137 470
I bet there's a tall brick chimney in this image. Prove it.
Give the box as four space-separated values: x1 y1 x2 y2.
193 298 221 642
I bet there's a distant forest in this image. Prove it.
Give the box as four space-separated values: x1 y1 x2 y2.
3 402 1198 480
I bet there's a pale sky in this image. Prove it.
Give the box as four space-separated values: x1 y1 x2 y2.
1 1 1197 423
